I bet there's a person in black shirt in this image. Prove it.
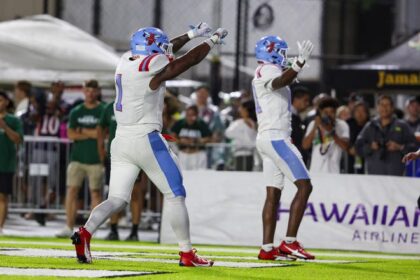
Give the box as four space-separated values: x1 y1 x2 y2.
346 101 370 173
291 86 310 164
356 95 417 176
404 97 419 138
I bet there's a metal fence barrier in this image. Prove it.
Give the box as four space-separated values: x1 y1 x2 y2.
9 136 419 223
10 136 163 230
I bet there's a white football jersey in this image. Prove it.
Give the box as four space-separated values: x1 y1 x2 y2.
252 63 292 138
114 51 170 135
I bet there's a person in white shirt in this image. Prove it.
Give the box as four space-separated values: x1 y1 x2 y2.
14 81 31 117
225 100 257 171
252 36 315 260
302 97 350 173
71 23 228 267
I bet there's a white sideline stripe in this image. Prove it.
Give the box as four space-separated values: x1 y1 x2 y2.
0 248 354 265
130 252 358 264
0 267 153 278
0 248 129 257
98 256 291 268
0 248 288 268
314 252 420 260
1 240 420 260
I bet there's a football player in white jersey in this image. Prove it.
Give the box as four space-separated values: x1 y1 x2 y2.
252 36 315 260
71 23 228 266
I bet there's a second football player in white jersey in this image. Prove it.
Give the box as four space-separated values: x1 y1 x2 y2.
252 36 316 260
71 23 228 267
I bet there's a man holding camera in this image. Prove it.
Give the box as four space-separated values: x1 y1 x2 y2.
302 97 349 173
356 95 416 176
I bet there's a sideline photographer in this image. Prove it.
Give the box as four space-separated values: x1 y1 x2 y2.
356 95 416 176
302 97 349 173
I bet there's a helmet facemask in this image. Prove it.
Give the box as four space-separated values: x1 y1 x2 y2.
272 46 288 67
157 41 174 57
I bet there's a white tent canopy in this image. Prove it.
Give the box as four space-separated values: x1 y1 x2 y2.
0 15 120 86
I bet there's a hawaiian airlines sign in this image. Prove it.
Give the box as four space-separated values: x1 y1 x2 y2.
279 203 419 246
161 171 420 253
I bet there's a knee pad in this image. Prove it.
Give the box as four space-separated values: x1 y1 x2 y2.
108 196 129 212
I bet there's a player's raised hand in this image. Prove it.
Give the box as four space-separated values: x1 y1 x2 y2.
209 28 228 44
297 40 314 63
188 22 212 39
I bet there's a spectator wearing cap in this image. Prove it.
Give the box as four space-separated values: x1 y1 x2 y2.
302 97 350 173
0 91 23 235
346 101 370 174
356 95 417 176
291 86 311 163
56 80 105 237
337 105 351 122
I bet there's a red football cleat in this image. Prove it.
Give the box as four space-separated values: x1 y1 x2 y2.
279 240 315 260
258 247 296 261
71 227 92 263
179 249 214 267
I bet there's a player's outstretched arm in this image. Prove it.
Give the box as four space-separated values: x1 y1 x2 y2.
271 40 314 90
402 149 420 163
170 22 212 53
150 28 228 90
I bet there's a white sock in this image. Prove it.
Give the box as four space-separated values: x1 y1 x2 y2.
285 236 297 244
165 196 192 252
84 197 127 235
261 243 274 252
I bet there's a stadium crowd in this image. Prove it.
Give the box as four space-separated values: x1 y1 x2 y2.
0 79 419 235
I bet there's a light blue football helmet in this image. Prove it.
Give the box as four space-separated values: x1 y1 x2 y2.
130 27 170 56
255 35 288 67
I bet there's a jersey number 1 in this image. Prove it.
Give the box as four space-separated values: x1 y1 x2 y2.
115 74 123 112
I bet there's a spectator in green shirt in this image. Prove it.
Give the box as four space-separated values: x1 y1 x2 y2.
56 80 105 238
0 91 23 235
97 101 147 241
171 105 211 170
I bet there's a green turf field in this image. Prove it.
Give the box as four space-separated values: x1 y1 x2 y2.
0 236 419 279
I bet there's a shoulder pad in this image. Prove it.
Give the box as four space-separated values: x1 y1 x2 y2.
256 63 281 78
138 54 170 73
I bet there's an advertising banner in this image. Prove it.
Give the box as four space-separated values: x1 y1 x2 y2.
160 171 420 253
